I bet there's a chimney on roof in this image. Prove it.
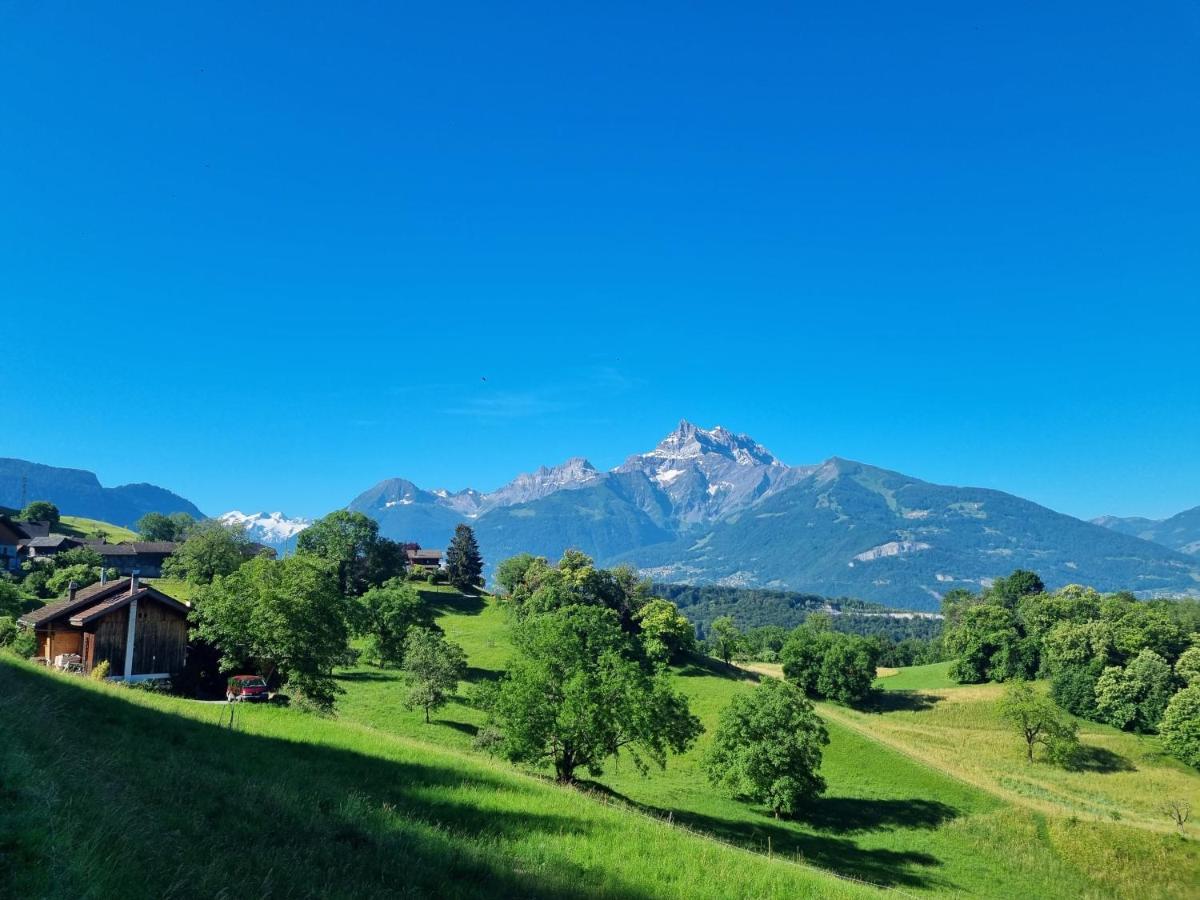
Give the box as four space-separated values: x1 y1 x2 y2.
100 568 107 585
130 568 140 593
68 580 78 602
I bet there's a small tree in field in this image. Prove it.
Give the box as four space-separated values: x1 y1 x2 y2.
402 627 467 723
1160 798 1191 834
997 680 1078 765
703 678 829 818
708 616 742 666
445 524 484 591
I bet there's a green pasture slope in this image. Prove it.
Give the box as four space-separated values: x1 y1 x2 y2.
0 652 869 900
5 586 1198 899
335 588 1200 899
56 514 138 543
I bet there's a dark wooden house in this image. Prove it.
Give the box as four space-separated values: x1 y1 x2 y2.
82 541 180 577
17 576 190 681
406 548 443 570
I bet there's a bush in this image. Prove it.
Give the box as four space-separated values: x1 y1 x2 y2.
89 660 111 680
1050 660 1103 719
1160 685 1200 769
0 616 17 647
4 629 36 659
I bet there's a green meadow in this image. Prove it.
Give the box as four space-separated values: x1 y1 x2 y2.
4 586 1197 898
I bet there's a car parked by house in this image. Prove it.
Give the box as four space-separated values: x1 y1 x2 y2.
226 675 270 702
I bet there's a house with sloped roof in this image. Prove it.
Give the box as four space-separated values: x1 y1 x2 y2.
406 548 443 570
0 516 26 573
17 575 190 681
83 541 180 576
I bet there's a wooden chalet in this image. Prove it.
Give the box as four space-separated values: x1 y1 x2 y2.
406 548 443 570
17 575 190 681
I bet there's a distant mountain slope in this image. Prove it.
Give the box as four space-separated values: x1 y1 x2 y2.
1093 507 1200 556
346 422 1200 607
0 458 204 527
622 458 1199 608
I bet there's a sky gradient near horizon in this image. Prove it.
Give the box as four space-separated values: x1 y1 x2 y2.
3 2 1199 521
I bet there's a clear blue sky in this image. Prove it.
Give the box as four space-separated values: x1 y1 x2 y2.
3 2 1198 521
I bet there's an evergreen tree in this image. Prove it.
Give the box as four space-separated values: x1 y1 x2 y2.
446 523 483 591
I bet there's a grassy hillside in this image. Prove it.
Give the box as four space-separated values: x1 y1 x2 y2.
54 514 138 543
6 587 1197 898
0 656 871 900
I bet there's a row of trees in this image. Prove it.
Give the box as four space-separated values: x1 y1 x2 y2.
943 569 1200 769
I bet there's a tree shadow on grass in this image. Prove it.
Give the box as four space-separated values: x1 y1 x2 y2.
674 654 758 682
336 669 401 683
1067 744 1137 774
438 719 480 737
463 665 502 685
424 590 487 615
0 662 655 900
796 796 959 834
856 690 944 713
580 782 950 892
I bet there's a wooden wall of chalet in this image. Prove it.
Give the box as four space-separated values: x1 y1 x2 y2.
92 606 129 676
90 601 188 676
131 601 187 674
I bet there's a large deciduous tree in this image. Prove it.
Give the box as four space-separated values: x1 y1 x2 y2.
295 510 406 596
1160 684 1200 769
491 604 701 783
355 578 432 667
190 555 351 710
635 598 696 664
780 627 880 705
163 519 255 584
136 511 195 542
20 501 59 524
703 678 829 818
445 524 484 591
1093 649 1175 733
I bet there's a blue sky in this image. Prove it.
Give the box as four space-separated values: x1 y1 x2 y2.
3 1 1198 520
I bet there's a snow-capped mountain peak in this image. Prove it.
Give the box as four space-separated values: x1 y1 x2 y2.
616 422 803 524
218 510 312 550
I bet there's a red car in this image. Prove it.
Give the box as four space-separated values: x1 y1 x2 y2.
226 675 270 702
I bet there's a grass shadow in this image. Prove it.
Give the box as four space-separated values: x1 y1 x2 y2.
579 782 949 891
439 719 480 737
336 670 400 683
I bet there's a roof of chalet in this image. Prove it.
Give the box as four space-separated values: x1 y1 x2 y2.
82 541 179 556
406 549 443 561
26 535 81 549
17 578 188 628
69 587 189 626
13 520 51 538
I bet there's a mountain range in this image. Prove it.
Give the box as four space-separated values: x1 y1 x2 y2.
0 458 204 527
1092 507 1200 557
347 421 1200 608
